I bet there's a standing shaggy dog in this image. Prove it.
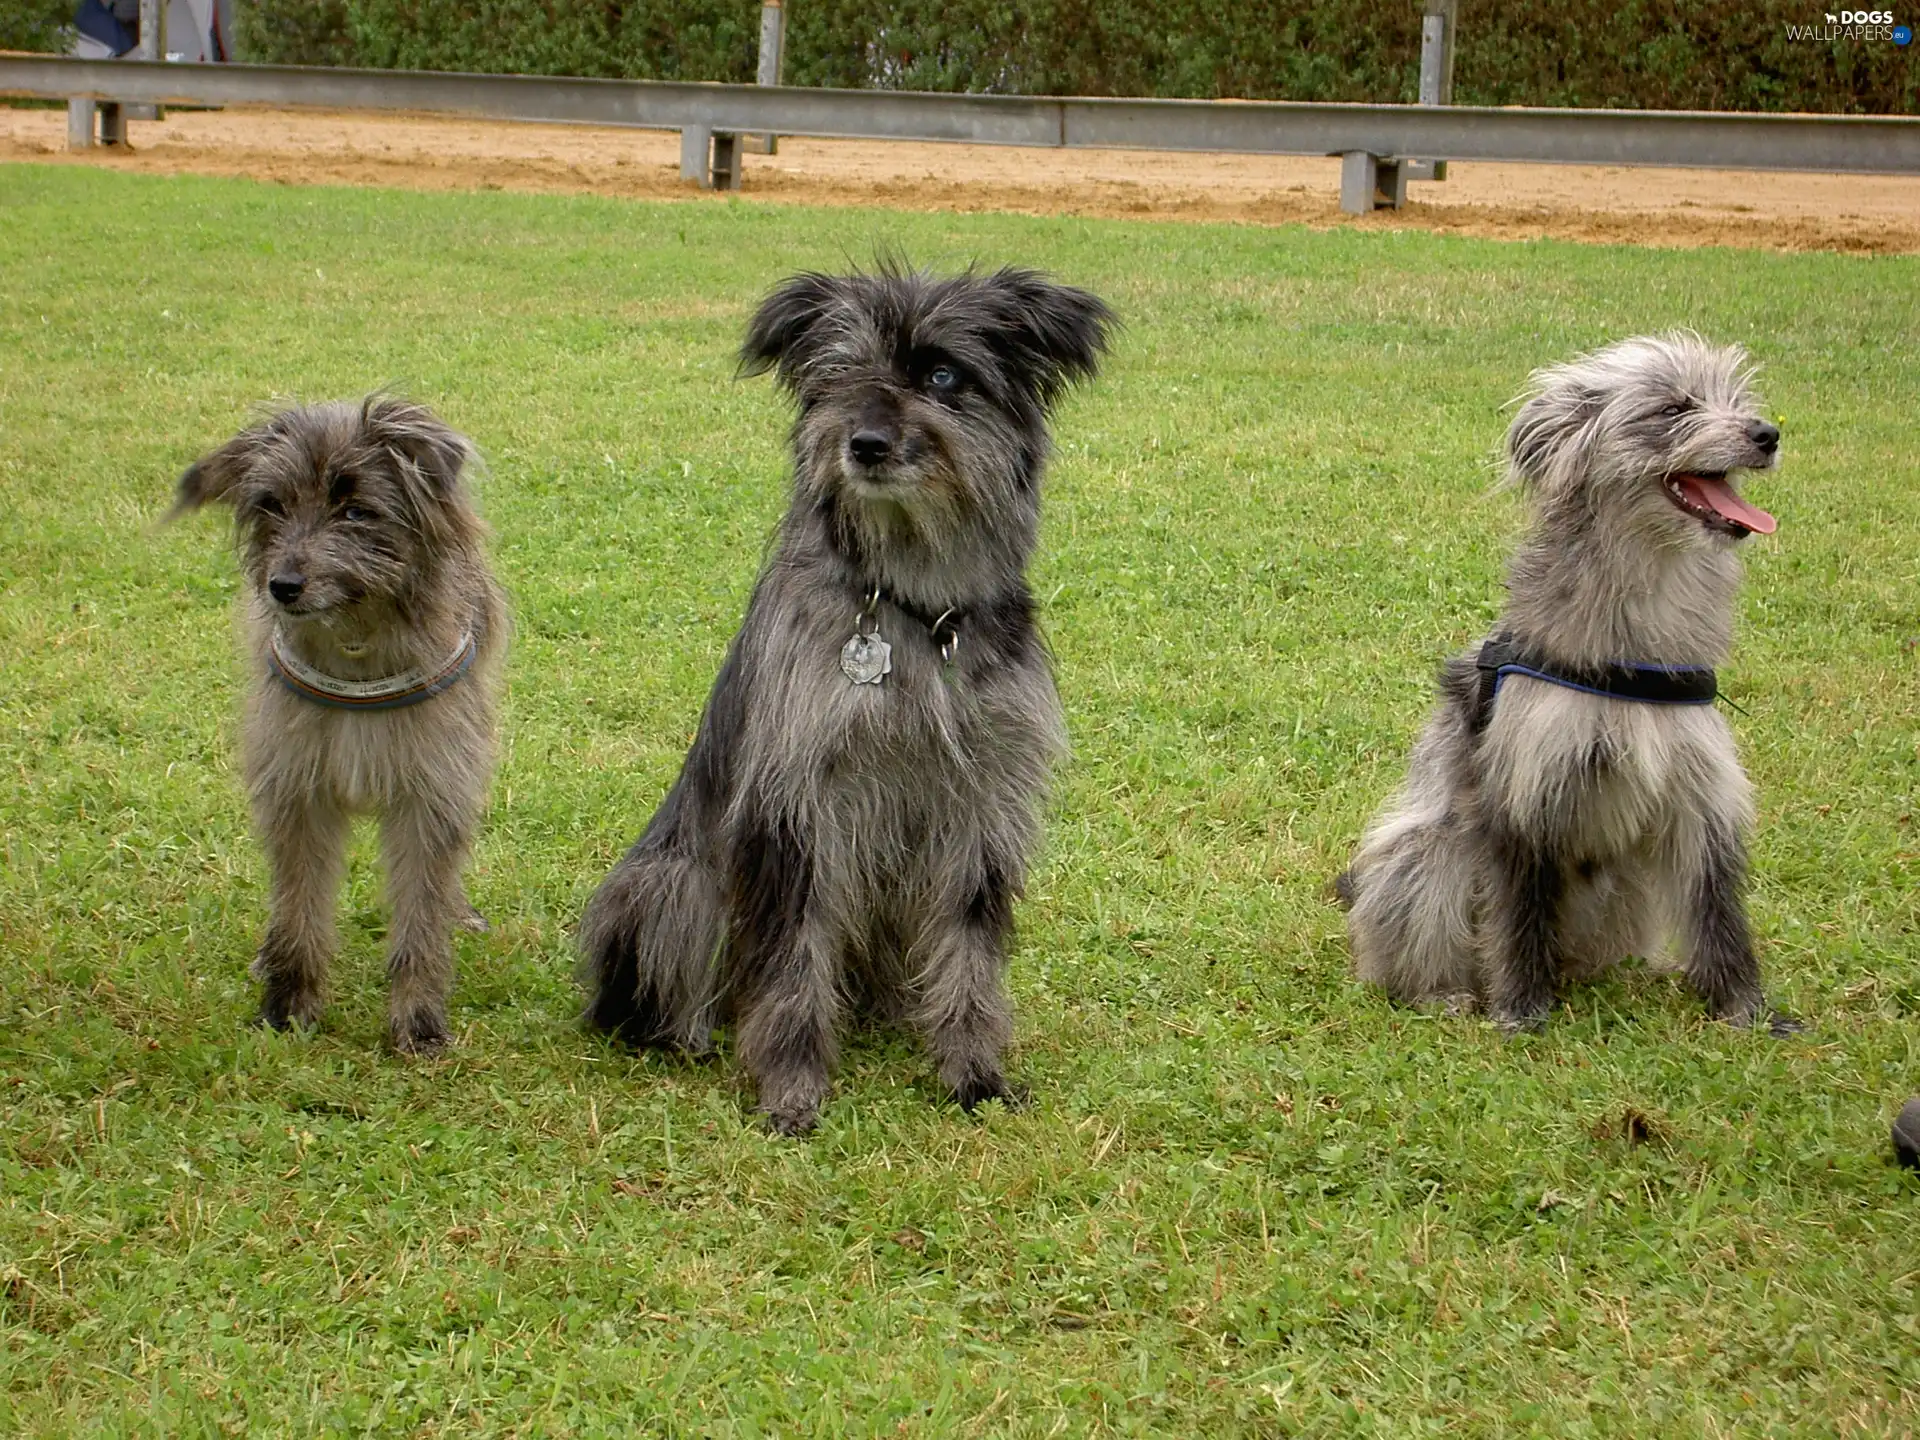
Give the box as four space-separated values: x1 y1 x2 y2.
580 265 1114 1134
171 397 506 1052
1341 334 1795 1033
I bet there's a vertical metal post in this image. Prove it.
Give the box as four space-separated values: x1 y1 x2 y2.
1339 151 1377 214
680 124 712 183
98 102 125 144
67 97 96 150
1340 151 1406 214
743 0 785 155
1406 0 1457 182
128 0 161 122
710 132 742 191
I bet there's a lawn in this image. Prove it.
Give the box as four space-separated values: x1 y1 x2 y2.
1 163 1916 1436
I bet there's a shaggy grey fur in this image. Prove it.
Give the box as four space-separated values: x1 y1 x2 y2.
1341 333 1795 1033
170 397 506 1051
580 265 1114 1134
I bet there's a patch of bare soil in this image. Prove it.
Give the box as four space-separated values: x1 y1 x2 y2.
3 103 1916 254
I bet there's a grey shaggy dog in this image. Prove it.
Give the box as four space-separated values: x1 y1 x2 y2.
580 265 1115 1135
1340 333 1796 1034
170 397 506 1052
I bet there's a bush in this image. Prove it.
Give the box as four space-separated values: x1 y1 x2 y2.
0 1 76 54
230 0 356 67
73 1 1920 113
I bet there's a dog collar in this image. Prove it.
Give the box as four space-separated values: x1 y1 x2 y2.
268 627 477 711
1470 632 1716 734
840 583 964 686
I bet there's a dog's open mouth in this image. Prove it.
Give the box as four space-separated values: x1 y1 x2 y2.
1662 471 1777 538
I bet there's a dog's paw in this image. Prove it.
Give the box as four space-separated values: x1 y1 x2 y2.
953 1074 1028 1114
760 1103 820 1138
389 1012 451 1056
1893 1098 1920 1171
256 985 322 1033
756 1072 828 1137
1493 1011 1548 1038
1715 999 1798 1036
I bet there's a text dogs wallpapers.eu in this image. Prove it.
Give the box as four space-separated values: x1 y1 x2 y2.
581 266 1116 1135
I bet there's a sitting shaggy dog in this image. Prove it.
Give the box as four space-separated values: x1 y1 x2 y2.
170 397 506 1051
580 265 1114 1134
1340 334 1795 1033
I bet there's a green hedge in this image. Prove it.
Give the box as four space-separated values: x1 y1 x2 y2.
5 0 1910 112
0 1 76 53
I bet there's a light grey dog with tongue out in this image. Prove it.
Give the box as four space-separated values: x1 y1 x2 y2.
1338 333 1797 1034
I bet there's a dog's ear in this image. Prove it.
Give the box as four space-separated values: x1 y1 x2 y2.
739 272 842 387
1506 374 1604 489
167 430 262 520
982 268 1117 407
362 395 472 493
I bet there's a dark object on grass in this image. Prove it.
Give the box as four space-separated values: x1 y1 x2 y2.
168 397 506 1053
579 263 1114 1136
1340 334 1796 1036
1895 1098 1920 1170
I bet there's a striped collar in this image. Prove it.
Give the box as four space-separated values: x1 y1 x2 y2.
268 627 477 711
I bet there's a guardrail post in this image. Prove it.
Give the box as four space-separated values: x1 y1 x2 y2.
680 124 711 181
126 0 161 123
66 98 96 149
98 101 125 144
743 0 785 155
1340 151 1406 213
1404 0 1457 183
681 127 744 190
711 132 742 190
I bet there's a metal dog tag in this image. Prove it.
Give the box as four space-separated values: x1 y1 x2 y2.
840 629 892 686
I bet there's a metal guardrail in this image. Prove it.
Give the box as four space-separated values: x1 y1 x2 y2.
5 55 1917 211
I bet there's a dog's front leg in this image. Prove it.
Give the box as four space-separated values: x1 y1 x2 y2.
729 820 838 1135
734 920 841 1136
1679 818 1776 1030
1481 825 1563 1033
913 865 1018 1112
380 792 474 1053
252 791 349 1032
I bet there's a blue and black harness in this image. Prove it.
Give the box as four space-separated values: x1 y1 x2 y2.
1469 631 1718 735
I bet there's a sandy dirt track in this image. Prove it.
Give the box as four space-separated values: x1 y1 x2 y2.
4 103 1918 253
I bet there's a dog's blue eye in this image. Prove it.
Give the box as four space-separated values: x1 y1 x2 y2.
342 505 372 522
1661 403 1688 418
927 365 958 391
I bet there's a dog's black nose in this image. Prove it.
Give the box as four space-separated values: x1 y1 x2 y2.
1747 420 1780 453
268 573 307 605
849 429 893 468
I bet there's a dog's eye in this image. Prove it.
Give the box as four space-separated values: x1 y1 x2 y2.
252 495 284 517
926 365 959 392
342 505 374 523
1660 402 1691 418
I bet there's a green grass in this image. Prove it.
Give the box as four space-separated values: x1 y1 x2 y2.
2 164 1916 1436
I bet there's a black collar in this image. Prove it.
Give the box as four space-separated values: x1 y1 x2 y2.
1470 632 1717 734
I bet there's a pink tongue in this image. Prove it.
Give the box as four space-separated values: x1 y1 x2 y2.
1679 473 1777 536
